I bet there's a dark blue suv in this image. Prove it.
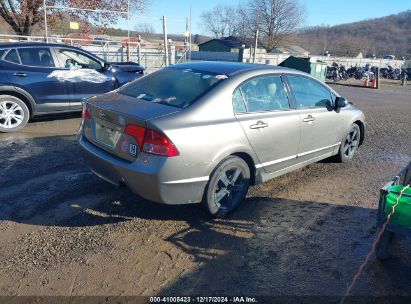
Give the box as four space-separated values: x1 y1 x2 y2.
0 43 144 132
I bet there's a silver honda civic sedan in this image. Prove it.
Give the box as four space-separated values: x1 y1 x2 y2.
78 61 365 216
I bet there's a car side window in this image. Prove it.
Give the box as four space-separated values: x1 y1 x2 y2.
18 48 55 67
287 76 332 109
59 49 102 71
4 49 20 64
234 75 290 113
232 88 247 113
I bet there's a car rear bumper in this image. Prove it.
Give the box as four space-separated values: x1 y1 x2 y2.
78 134 208 205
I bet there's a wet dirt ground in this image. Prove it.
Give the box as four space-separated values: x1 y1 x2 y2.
0 84 410 297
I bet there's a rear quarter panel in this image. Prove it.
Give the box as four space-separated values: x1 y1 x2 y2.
0 61 11 83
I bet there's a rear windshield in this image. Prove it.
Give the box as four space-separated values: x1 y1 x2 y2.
119 67 228 108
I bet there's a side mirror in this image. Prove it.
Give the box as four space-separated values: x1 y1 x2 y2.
103 62 112 70
335 97 347 109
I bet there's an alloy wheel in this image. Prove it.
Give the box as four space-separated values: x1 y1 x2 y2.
213 167 247 211
343 127 359 158
0 100 25 129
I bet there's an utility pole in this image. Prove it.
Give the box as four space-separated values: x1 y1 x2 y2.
127 0 130 61
185 18 189 61
189 6 192 61
163 16 169 66
253 28 259 64
43 0 48 42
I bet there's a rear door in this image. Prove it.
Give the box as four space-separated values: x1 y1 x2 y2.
233 74 301 173
3 47 70 112
0 49 10 83
55 48 115 110
285 75 345 162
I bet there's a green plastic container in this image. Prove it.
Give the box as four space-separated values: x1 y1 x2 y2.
384 185 411 227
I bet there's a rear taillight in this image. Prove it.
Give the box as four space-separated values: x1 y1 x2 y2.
143 129 179 157
125 124 146 148
124 124 179 157
82 103 91 120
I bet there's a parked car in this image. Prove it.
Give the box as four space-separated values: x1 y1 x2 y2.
383 55 395 60
93 37 120 46
0 43 144 132
78 61 366 216
64 33 93 46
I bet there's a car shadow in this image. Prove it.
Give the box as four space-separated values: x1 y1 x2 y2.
1 134 411 296
0 134 346 227
0 134 211 227
157 197 411 297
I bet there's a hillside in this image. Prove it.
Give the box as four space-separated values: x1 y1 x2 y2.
295 10 411 59
0 18 13 34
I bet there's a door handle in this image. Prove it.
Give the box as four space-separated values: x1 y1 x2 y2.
303 115 316 122
250 120 269 129
13 72 28 77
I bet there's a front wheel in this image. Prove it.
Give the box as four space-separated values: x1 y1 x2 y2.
336 124 361 163
203 156 251 217
0 95 30 132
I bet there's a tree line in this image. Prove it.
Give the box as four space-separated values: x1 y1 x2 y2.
200 3 410 59
2 1 408 59
0 0 305 54
0 0 149 36
295 10 411 59
200 0 305 52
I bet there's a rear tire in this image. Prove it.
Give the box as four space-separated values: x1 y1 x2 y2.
0 95 30 132
203 156 251 217
336 124 361 163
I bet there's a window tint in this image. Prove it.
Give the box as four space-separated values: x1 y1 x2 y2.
120 67 225 108
237 75 289 112
0 49 5 58
59 49 102 70
287 76 332 109
4 49 20 64
18 48 55 67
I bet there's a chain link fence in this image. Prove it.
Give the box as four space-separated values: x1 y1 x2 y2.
0 34 192 74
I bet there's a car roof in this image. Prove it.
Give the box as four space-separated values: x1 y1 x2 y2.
0 42 105 62
171 61 293 76
0 42 85 51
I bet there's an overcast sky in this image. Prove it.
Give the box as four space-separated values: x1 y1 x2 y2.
119 0 411 35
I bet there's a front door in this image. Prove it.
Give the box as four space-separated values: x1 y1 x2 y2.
286 75 345 162
233 74 301 174
55 48 115 110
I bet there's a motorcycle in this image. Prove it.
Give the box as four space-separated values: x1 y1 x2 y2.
326 63 348 82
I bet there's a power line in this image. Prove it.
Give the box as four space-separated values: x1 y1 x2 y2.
45 5 128 15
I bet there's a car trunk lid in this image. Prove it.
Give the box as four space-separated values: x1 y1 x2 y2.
82 92 180 162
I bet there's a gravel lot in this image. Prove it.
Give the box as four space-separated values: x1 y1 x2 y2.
0 84 410 297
